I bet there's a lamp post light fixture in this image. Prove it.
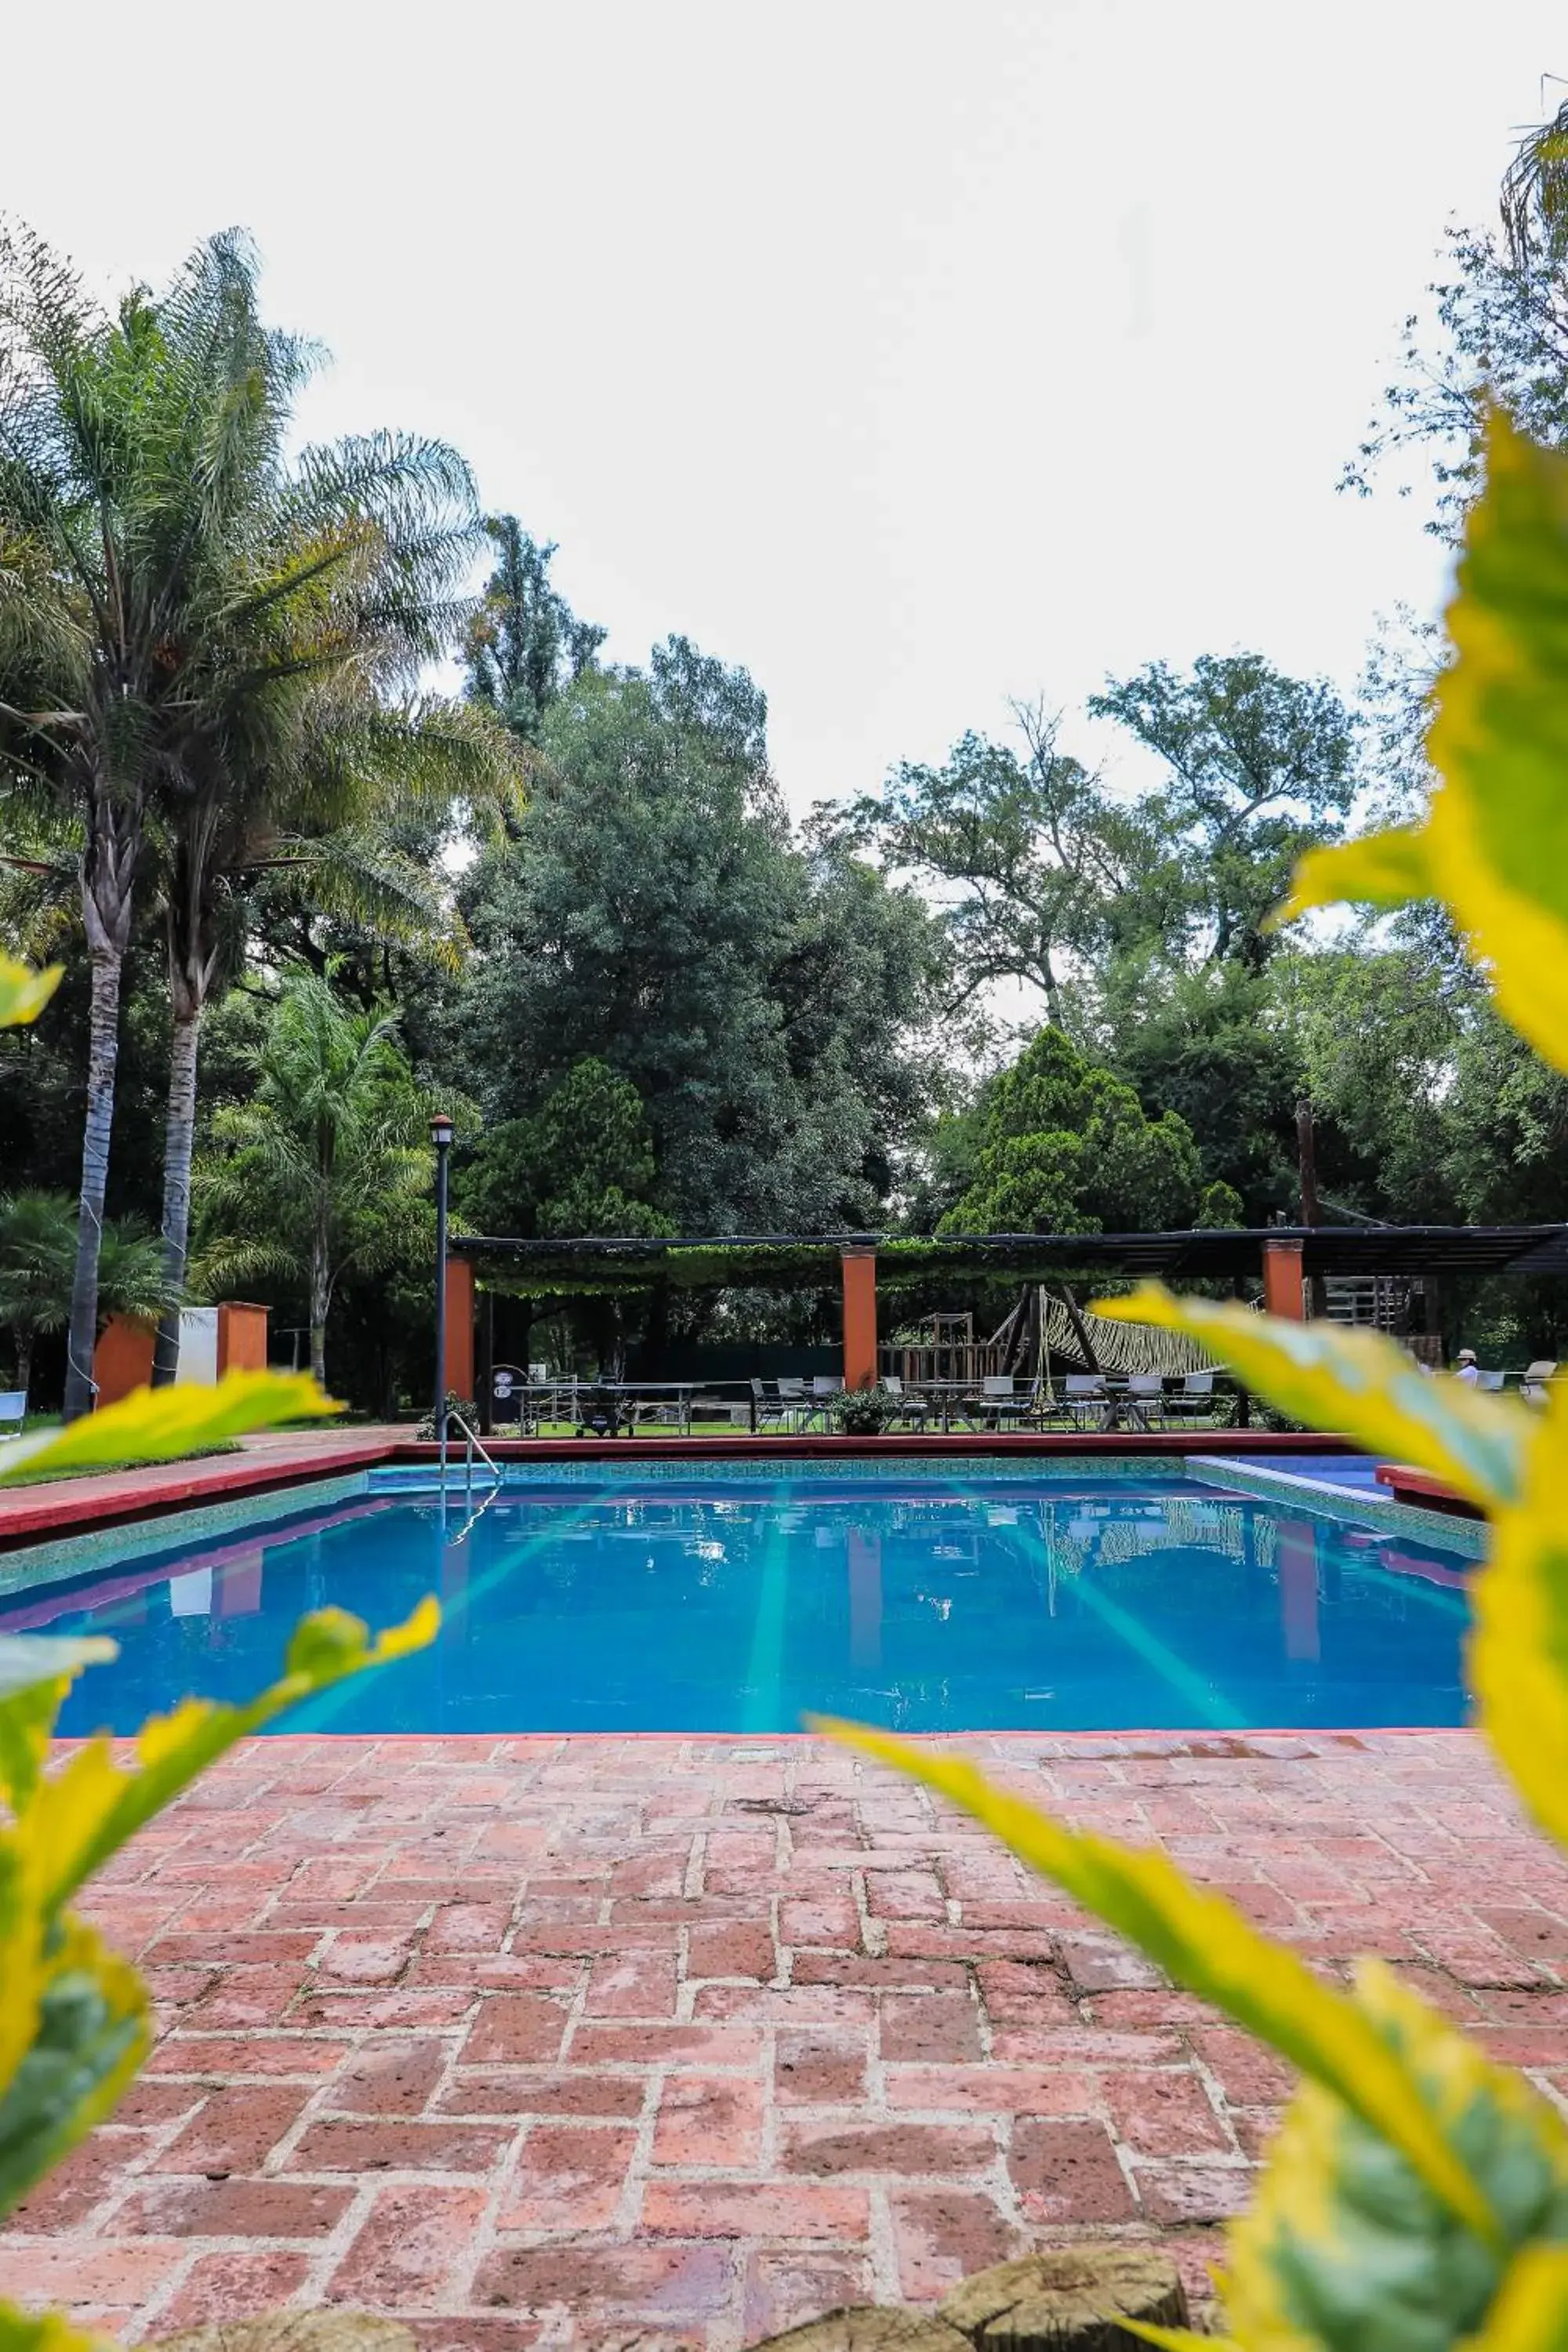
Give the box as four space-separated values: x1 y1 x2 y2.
430 1114 455 1472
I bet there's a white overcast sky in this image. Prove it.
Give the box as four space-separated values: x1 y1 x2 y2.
4 1 1562 812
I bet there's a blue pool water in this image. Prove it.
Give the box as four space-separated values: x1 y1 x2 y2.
11 1472 1475 1737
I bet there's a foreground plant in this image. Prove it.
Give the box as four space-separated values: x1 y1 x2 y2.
0 1600 437 2350
824 413 1568 2352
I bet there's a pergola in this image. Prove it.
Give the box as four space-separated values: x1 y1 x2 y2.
434 1224 1568 1399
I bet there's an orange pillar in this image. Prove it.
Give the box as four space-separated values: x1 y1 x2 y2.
1261 1239 1306 1321
444 1258 476 1403
840 1247 878 1392
92 1314 155 1407
217 1301 269 1376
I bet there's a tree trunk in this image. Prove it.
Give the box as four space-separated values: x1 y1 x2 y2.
940 2249 1189 2352
151 994 203 1387
64 949 125 1421
14 1330 34 1403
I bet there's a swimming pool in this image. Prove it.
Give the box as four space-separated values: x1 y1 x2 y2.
3 1461 1480 1735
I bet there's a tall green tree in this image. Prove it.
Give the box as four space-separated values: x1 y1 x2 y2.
193 972 437 1386
458 641 938 1232
459 1058 673 1240
936 1027 1201 1236
822 701 1156 1029
462 517 604 742
1345 98 1568 541
1088 654 1358 971
0 224 485 1413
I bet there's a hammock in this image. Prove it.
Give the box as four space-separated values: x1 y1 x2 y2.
1039 1294 1218 1377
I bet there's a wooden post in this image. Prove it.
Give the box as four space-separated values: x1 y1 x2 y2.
841 1246 878 1391
1261 1237 1306 1321
444 1257 476 1404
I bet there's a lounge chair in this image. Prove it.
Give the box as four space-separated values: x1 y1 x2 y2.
1522 1359 1558 1403
0 1392 24 1443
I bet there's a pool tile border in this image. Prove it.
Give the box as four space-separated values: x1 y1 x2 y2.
1185 1455 1490 1560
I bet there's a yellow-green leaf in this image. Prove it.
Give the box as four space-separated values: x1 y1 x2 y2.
1280 823 1437 922
0 2304 108 2352
1461 2248 1568 2352
1275 415 1568 1079
0 1640 117 1811
1225 1960 1568 2352
0 1915 150 2218
1470 1385 1568 1846
0 955 63 1031
24 1598 439 1910
0 1369 339 1486
1094 1284 1526 1510
817 1721 1498 2243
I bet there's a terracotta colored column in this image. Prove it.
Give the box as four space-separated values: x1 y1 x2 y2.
444 1258 476 1403
92 1315 155 1407
216 1301 269 1376
840 1247 878 1391
1261 1238 1306 1321
1278 1518 1320 1661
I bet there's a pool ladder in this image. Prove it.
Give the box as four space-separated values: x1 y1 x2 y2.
440 1408 503 1501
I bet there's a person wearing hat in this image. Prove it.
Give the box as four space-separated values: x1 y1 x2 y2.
1454 1348 1480 1385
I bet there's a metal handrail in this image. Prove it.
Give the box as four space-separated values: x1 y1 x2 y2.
444 1408 503 1501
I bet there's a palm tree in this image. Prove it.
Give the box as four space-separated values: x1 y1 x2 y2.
151 691 517 1388
0 1189 177 1399
0 1190 73 1398
193 971 437 1386
0 224 490 1414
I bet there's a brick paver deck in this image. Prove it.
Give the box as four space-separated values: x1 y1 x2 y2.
9 1730 1566 2347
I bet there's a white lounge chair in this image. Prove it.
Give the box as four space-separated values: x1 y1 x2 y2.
1522 1359 1558 1403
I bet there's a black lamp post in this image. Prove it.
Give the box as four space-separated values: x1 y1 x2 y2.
430 1114 454 1463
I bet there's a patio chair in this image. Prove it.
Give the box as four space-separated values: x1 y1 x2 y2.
751 1377 794 1433
980 1375 1033 1430
1062 1374 1109 1431
777 1377 808 1430
1125 1374 1167 1429
881 1374 930 1432
0 1392 24 1443
1522 1359 1559 1404
1169 1370 1216 1425
801 1375 844 1431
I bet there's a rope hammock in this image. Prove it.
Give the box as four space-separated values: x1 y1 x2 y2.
1039 1294 1218 1377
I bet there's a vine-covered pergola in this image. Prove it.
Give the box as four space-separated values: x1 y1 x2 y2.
434 1224 1568 1399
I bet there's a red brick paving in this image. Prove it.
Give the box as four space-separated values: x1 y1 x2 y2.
5 1730 1568 2346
